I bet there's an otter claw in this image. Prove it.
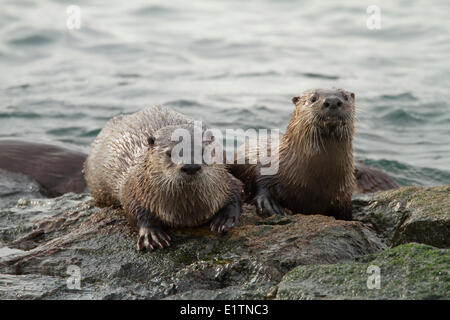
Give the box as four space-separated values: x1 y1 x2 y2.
210 205 240 233
137 227 171 251
255 194 284 217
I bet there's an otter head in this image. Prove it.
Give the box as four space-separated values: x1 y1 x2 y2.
291 88 355 141
146 124 220 181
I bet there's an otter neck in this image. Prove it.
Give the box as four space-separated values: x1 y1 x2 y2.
277 118 354 190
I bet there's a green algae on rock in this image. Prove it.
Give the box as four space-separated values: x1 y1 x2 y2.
0 185 448 299
0 197 384 299
352 185 450 248
276 243 449 300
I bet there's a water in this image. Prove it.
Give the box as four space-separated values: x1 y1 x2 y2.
1 0 449 186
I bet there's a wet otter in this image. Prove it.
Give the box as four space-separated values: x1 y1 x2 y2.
84 106 243 251
354 161 399 193
0 139 87 197
231 88 378 220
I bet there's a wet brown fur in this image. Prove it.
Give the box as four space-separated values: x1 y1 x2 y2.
0 139 87 197
231 89 356 220
354 161 399 193
84 106 242 229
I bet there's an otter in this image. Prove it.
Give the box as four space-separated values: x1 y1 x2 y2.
84 106 243 251
354 161 399 194
230 88 397 220
0 139 87 197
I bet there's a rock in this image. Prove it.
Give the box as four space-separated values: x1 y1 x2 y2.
0 169 43 209
0 194 385 299
0 185 447 300
352 185 450 248
276 243 449 300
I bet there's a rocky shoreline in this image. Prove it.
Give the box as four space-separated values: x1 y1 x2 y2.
0 186 448 299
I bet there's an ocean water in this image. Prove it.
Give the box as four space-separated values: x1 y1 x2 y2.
0 0 449 186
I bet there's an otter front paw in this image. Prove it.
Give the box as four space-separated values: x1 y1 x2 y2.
254 193 285 217
210 204 240 233
335 207 352 221
137 226 171 251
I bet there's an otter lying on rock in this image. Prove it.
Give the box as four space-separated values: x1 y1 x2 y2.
230 88 398 220
84 106 243 251
0 139 87 197
354 161 398 194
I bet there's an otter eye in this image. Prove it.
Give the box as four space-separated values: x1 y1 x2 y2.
310 96 317 103
343 94 349 101
166 150 172 157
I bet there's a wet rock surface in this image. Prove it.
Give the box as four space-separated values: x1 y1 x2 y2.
353 185 450 248
277 243 449 300
0 185 448 300
0 169 43 209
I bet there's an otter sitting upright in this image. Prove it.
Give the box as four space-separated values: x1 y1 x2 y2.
84 106 243 251
230 88 356 220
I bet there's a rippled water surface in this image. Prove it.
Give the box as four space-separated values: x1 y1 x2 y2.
1 0 449 186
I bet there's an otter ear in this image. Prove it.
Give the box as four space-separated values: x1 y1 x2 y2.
292 96 300 105
147 135 155 147
348 91 355 100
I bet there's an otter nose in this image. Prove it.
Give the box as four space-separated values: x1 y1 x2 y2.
181 164 201 175
322 97 343 110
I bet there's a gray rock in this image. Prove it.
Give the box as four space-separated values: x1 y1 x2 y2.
353 185 450 248
0 195 385 299
277 243 449 300
1 185 448 300
0 169 43 209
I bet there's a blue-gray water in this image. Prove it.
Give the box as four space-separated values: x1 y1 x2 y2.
1 0 449 186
